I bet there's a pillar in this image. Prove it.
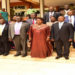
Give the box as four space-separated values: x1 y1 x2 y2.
6 0 10 20
1 0 7 10
1 0 10 20
39 0 44 18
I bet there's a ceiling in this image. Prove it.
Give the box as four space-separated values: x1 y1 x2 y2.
31 0 75 6
0 0 75 6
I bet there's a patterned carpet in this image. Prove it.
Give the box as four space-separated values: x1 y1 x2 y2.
0 48 75 75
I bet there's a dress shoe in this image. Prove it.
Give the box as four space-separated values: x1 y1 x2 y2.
0 52 3 55
14 53 21 56
22 54 27 57
64 56 69 60
3 53 9 56
56 56 62 59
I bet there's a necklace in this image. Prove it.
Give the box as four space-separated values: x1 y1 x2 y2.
38 26 41 27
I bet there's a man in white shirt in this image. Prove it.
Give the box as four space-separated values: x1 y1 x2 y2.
64 5 70 17
0 18 9 56
9 16 30 57
51 16 73 60
0 23 5 36
59 22 64 29
65 10 75 26
65 10 75 48
26 13 37 25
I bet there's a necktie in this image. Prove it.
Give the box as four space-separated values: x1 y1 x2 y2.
33 19 35 24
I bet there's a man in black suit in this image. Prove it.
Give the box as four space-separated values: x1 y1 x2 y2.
51 16 74 59
44 6 60 24
0 18 9 56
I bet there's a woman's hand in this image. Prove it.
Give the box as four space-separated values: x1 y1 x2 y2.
51 39 54 42
27 40 31 48
9 38 12 42
46 37 50 41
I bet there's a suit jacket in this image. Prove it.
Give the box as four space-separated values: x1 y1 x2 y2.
1 23 8 40
43 12 60 24
9 22 30 40
51 22 74 42
26 19 36 25
65 16 75 31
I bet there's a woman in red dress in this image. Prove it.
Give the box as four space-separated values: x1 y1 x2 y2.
29 18 53 58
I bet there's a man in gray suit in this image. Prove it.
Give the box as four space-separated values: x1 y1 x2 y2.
26 13 37 25
9 16 30 57
51 16 74 59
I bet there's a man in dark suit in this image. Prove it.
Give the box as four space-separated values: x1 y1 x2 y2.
44 6 60 24
0 18 9 56
51 16 74 59
9 16 30 57
64 5 70 17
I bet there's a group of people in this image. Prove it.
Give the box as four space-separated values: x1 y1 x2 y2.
0 5 75 60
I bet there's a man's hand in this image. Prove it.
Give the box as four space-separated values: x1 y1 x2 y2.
69 39 72 42
46 37 50 41
27 40 31 48
51 39 54 42
9 38 12 41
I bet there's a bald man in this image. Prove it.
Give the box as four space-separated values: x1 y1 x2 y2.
51 16 74 59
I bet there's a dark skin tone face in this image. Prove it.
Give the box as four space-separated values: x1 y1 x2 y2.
58 16 65 22
16 16 22 22
13 16 17 21
50 17 56 22
0 19 5 24
49 6 54 12
72 10 75 15
64 5 69 10
30 13 36 19
2 9 6 12
67 11 73 16
36 19 43 25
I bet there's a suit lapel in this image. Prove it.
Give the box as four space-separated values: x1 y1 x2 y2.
48 13 49 22
67 16 69 22
20 22 23 32
12 23 15 35
56 22 60 30
2 24 7 34
74 16 75 31
60 22 66 30
57 22 66 30
74 16 75 25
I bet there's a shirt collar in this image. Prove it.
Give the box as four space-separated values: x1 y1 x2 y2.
16 22 22 24
59 21 64 24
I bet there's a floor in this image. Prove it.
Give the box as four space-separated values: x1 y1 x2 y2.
0 47 75 75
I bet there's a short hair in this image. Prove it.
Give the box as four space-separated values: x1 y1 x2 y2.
0 17 5 20
58 15 65 19
36 17 44 22
16 15 22 20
